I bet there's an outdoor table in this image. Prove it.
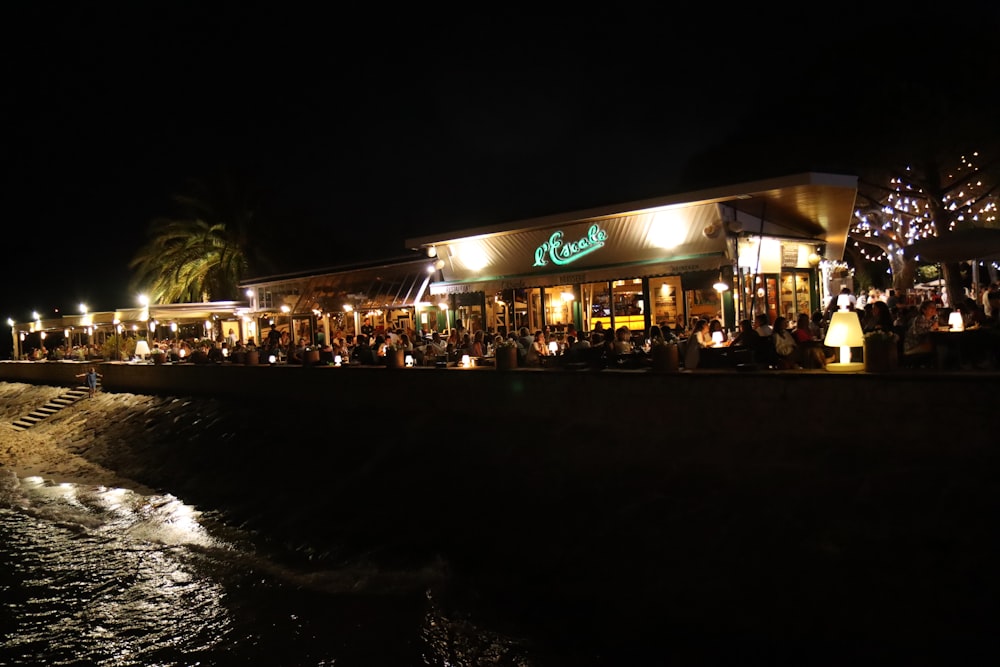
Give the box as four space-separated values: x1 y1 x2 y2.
930 327 997 370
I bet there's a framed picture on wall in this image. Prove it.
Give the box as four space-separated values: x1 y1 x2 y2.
693 289 719 306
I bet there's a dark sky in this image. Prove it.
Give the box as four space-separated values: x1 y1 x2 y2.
4 5 998 332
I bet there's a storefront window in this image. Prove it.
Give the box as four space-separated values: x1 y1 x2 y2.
583 281 611 333
649 276 682 329
611 279 646 333
543 284 575 328
455 292 485 335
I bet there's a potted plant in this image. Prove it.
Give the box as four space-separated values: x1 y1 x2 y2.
151 345 165 364
384 341 407 368
494 337 520 370
303 344 321 366
863 329 898 373
649 336 679 373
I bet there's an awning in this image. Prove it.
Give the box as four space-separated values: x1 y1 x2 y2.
430 252 728 295
291 261 431 314
408 172 858 262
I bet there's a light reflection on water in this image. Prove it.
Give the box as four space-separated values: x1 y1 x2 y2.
0 470 533 667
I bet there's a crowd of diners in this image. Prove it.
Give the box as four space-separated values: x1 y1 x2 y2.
20 282 1000 371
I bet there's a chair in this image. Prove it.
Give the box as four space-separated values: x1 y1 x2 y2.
900 350 935 369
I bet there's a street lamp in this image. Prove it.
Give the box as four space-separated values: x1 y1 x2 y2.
280 305 292 364
7 318 17 360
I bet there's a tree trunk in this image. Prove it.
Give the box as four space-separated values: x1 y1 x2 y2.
890 255 918 303
942 261 965 309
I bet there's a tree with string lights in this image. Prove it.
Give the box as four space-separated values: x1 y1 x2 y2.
848 151 999 303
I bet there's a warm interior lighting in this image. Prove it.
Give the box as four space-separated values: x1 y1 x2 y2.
712 331 724 346
548 341 559 354
405 354 414 367
461 354 471 368
824 311 865 372
334 354 342 367
134 339 151 360
947 311 964 331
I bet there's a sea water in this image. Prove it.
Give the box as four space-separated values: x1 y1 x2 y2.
0 470 534 666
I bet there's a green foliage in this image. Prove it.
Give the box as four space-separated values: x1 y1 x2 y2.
128 171 270 305
102 335 136 360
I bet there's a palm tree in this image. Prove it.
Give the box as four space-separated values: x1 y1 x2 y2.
129 170 274 304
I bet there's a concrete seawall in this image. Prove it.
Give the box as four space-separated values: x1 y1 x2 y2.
2 360 995 442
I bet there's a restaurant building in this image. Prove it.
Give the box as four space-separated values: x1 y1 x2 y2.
238 256 434 345
8 172 858 357
405 172 858 337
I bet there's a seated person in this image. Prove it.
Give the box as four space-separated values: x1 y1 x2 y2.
903 300 938 356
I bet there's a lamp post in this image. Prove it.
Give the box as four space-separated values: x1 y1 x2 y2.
281 305 292 364
7 318 17 360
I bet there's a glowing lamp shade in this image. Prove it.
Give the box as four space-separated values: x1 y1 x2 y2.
134 339 151 360
461 354 471 368
711 331 725 346
947 311 964 332
334 354 342 367
405 354 414 367
548 341 559 354
823 311 865 372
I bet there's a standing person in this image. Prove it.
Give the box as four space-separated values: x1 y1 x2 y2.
76 366 102 398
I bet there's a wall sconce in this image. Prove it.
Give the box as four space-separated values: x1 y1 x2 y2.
824 311 865 372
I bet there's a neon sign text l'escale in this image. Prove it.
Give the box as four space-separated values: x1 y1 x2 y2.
533 224 608 267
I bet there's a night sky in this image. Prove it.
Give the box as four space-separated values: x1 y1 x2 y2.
4 5 998 339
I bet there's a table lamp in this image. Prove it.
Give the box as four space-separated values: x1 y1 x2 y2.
823 310 865 372
134 339 151 361
947 311 964 332
711 331 725 346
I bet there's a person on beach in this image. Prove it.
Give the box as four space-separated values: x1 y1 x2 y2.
76 366 102 398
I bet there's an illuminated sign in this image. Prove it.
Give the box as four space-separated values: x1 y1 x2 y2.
533 224 608 267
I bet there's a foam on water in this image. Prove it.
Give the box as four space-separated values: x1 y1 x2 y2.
0 468 536 666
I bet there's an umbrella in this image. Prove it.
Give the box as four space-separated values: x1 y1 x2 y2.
903 227 1000 263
